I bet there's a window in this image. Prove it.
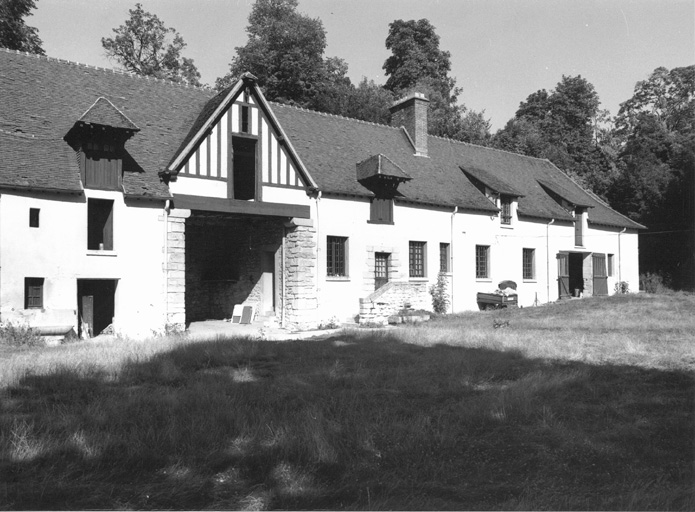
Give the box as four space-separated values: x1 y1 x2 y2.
476 245 490 279
369 197 393 224
241 105 250 133
523 248 536 280
29 208 40 228
84 140 121 190
88 199 114 250
232 136 256 200
440 243 450 273
607 254 614 277
409 241 426 278
25 277 44 309
500 196 512 225
327 236 348 277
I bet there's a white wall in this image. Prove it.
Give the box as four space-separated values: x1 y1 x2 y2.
313 196 641 320
0 191 166 337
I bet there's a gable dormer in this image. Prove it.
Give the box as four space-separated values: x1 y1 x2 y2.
461 165 524 225
65 97 139 191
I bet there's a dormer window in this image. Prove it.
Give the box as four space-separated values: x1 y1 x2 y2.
356 154 411 225
500 196 512 225
83 138 122 190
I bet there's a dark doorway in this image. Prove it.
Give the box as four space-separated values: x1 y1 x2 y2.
77 279 116 337
569 253 584 297
375 252 390 291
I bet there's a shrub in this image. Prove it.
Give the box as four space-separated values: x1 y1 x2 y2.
0 322 44 347
614 281 630 294
640 272 671 294
429 272 450 314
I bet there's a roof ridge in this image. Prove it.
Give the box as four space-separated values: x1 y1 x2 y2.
0 47 211 92
269 101 400 130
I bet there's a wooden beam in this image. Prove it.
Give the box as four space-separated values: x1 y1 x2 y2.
173 194 310 219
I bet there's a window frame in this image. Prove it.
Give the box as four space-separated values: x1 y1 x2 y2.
87 198 114 251
523 248 536 281
24 277 44 309
607 254 614 277
476 245 490 280
29 208 40 228
326 235 348 278
439 242 451 273
500 195 512 225
409 241 427 278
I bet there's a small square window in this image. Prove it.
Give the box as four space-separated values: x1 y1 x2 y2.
29 208 40 228
476 245 490 279
25 277 44 309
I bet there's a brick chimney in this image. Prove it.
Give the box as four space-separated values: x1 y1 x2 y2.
390 92 429 157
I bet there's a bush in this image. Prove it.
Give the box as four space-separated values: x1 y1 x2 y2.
614 281 630 294
429 272 450 314
0 322 44 347
640 272 671 294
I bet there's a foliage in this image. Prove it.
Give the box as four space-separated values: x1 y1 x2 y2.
216 0 344 110
639 272 671 294
493 75 616 196
0 321 43 347
0 0 43 54
101 3 201 86
614 281 630 294
429 271 450 314
611 66 695 290
382 19 491 143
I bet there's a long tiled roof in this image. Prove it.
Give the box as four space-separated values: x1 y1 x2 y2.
0 49 214 199
272 103 643 229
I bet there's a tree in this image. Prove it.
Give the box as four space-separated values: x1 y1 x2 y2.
610 65 695 289
216 0 343 110
493 75 614 195
0 0 44 54
382 19 490 143
101 3 201 86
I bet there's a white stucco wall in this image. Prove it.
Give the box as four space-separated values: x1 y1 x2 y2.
313 196 641 321
0 190 167 337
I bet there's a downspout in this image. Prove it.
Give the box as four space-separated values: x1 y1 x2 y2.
618 227 626 286
450 206 458 313
315 191 322 319
163 199 171 327
546 218 555 304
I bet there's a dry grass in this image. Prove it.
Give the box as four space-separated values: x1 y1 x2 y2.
1 294 693 510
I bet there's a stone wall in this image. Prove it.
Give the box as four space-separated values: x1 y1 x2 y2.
283 222 317 329
358 281 431 325
165 209 189 332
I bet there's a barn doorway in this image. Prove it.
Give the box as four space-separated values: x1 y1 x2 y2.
558 252 589 299
77 279 116 337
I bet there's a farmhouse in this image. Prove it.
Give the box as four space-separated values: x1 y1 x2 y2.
0 49 643 337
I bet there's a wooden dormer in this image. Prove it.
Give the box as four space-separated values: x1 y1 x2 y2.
65 97 139 191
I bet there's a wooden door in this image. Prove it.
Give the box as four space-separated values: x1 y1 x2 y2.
592 253 608 296
375 252 389 291
557 253 571 299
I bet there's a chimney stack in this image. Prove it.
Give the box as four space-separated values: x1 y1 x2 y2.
390 92 429 157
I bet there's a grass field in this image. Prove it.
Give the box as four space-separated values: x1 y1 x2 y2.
1 293 693 510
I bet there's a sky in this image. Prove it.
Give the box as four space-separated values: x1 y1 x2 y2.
29 0 694 131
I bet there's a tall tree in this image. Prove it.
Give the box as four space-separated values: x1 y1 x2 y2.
0 0 44 54
493 75 614 195
101 3 201 86
382 19 490 143
610 65 695 289
216 0 347 110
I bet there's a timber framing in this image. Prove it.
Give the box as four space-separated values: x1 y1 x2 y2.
173 193 310 218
